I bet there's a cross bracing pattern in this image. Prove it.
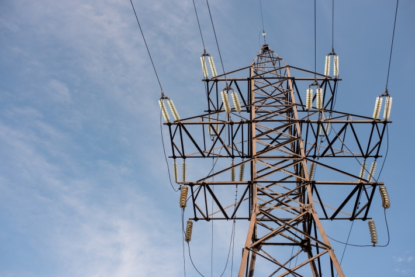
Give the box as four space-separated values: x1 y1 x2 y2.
164 45 390 276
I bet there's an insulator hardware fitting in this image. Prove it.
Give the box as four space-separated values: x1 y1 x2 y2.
379 186 390 209
180 185 188 208
185 220 193 242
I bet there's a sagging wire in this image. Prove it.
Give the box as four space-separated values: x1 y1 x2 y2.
220 176 239 277
129 0 180 193
258 0 266 44
205 0 229 88
182 209 204 276
181 209 187 277
327 209 390 248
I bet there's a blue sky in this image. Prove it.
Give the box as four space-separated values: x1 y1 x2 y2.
0 0 414 276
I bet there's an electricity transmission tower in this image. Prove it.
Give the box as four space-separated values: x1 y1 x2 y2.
163 44 390 276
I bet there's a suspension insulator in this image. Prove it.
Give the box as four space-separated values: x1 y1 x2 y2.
208 115 213 135
333 55 339 77
182 161 187 183
306 88 313 110
221 91 231 114
372 97 383 119
239 163 245 181
208 56 217 77
379 186 390 209
215 115 220 133
383 96 393 119
231 161 235 182
159 100 170 122
324 55 331 76
200 56 209 78
317 115 323 136
231 91 242 113
367 161 377 182
168 99 180 121
316 88 323 110
173 161 179 183
368 220 378 245
325 117 331 134
309 162 316 181
359 161 366 180
180 185 188 208
185 220 193 242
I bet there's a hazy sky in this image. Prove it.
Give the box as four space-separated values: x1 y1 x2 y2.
0 0 414 276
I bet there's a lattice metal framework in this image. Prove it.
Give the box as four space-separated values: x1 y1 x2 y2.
164 45 390 276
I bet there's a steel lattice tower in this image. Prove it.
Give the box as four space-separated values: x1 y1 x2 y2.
164 44 389 276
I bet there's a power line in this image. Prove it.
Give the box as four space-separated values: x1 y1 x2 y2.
259 0 266 44
129 0 178 193
331 0 334 48
188 242 205 276
129 0 164 95
191 0 206 50
182 210 187 277
160 113 178 192
205 0 229 86
314 0 317 76
328 209 390 248
386 0 400 88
